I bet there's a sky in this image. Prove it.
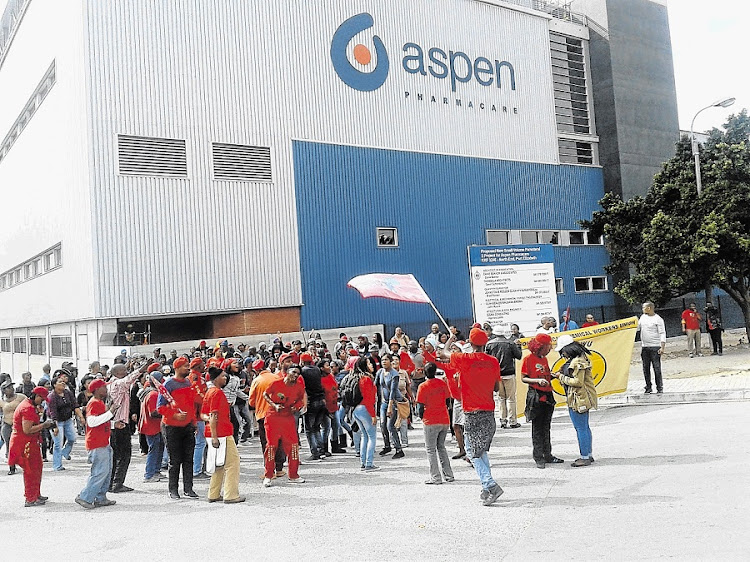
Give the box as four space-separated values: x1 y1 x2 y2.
667 0 749 133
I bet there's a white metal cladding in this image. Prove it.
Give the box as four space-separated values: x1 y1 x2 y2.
81 0 561 319
85 0 303 318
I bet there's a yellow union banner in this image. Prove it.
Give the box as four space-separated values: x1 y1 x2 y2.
514 317 638 417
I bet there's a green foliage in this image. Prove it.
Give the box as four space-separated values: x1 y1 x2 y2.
581 110 750 327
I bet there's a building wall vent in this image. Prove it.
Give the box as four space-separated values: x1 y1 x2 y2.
211 143 272 182
117 135 188 178
558 139 593 165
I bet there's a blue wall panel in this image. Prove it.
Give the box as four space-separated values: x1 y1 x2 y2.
293 141 614 331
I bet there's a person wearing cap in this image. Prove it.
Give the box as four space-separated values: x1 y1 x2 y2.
188 357 209 480
300 352 326 461
139 364 165 483
158 357 199 500
201 367 246 504
108 361 149 494
551 335 598 467
437 328 504 506
75 379 120 509
2 381 25 475
522 333 563 469
248 358 285 478
8 386 55 506
262 363 307 487
333 334 349 357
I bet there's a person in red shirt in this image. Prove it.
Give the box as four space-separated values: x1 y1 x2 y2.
681 302 703 357
262 364 306 487
581 314 599 328
521 333 563 469
416 362 454 485
248 356 287 478
76 379 119 509
438 328 504 506
351 356 379 472
139 365 164 483
320 359 345 454
157 357 199 500
8 387 54 507
201 367 245 504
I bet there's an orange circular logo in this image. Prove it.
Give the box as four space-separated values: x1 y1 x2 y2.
550 350 607 397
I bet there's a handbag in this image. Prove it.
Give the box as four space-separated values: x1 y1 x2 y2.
205 436 227 475
571 388 591 413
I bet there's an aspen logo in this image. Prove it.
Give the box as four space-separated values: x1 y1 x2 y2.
330 13 390 92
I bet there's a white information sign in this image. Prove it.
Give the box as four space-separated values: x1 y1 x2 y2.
468 245 559 336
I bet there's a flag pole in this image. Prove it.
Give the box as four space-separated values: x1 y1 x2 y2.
428 299 451 333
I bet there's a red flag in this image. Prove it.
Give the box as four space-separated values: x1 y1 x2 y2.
148 373 184 413
399 351 415 374
347 274 431 304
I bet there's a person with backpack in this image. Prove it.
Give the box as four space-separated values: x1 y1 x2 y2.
347 356 379 472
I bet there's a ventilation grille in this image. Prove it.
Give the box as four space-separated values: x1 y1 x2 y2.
212 143 272 182
117 135 188 178
559 139 593 165
550 32 590 135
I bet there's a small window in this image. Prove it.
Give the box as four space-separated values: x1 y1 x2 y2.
555 278 564 293
51 336 73 357
0 338 10 352
569 231 585 245
586 232 603 245
539 231 559 245
377 227 398 248
520 230 538 244
574 276 608 293
13 337 27 353
29 337 46 355
486 230 510 245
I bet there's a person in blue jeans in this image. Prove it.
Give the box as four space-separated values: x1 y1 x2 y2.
76 379 119 509
351 356 379 472
48 376 84 472
552 335 598 467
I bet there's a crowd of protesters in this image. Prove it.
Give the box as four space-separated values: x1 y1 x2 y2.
1 314 606 509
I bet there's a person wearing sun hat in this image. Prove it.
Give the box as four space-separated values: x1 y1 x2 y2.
8 386 55 506
522 332 563 469
76 378 120 509
437 327 504 506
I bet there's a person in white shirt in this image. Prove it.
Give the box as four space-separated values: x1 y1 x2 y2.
536 317 558 334
637 302 667 394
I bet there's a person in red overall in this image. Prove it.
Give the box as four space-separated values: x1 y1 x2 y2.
8 386 55 506
262 364 306 487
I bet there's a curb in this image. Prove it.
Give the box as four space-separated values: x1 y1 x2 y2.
601 389 750 406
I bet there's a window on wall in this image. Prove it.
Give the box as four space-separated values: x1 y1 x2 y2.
51 336 72 357
0 243 62 293
569 231 603 245
0 338 10 352
574 276 608 292
486 230 510 245
13 337 27 353
376 227 398 248
555 278 564 294
29 337 46 355
521 230 559 245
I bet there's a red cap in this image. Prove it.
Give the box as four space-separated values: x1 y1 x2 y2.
147 363 161 373
32 386 49 400
252 359 265 372
348 349 359 356
278 353 293 364
199 340 207 347
189 357 204 369
534 333 552 345
472 322 481 329
469 328 489 346
173 357 189 369
300 352 313 363
221 358 235 370
89 379 107 393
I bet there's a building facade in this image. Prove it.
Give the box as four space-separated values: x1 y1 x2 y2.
0 0 677 376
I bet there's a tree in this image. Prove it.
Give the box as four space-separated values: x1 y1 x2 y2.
582 110 750 336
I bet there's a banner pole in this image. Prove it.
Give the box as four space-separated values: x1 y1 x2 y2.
429 300 451 333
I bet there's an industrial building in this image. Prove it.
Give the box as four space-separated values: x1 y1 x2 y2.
0 0 679 376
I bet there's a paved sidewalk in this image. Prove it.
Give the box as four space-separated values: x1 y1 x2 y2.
601 328 750 405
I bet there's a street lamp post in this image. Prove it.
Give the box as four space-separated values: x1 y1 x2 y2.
690 97 736 195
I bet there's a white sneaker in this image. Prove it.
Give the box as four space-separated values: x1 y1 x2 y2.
288 477 305 484
263 477 272 488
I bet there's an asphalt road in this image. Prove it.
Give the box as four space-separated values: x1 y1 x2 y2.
1 401 748 560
